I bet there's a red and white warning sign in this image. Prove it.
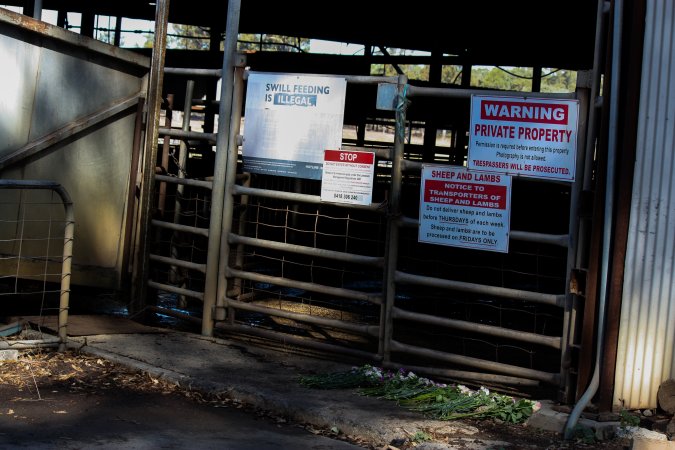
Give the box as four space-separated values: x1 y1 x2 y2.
419 165 512 253
321 149 375 205
468 95 579 182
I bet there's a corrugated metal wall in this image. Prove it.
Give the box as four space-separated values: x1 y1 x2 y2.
613 0 675 410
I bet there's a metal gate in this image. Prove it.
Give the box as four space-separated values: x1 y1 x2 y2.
0 180 73 350
137 0 599 401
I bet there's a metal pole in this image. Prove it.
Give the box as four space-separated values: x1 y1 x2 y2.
201 0 241 336
121 98 145 285
560 0 606 405
565 0 623 438
32 0 42 20
158 94 174 216
559 76 591 402
58 190 74 351
380 74 408 360
215 65 245 322
169 80 194 306
174 80 195 218
131 0 170 314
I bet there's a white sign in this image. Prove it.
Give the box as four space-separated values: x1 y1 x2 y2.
419 165 512 253
321 149 375 205
242 72 347 180
467 95 579 181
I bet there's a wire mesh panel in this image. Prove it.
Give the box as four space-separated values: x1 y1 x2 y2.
148 142 213 313
226 175 387 355
0 181 74 348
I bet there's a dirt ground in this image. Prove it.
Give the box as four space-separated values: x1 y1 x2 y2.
0 349 633 449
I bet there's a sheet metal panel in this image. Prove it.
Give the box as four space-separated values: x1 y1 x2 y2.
614 0 675 410
0 8 149 288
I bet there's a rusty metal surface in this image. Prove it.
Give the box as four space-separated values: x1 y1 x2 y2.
0 8 149 68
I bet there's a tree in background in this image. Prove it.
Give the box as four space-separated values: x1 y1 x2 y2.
140 31 577 93
168 24 210 50
472 66 533 92
237 34 310 53
471 66 577 93
540 69 577 93
140 23 209 49
442 65 463 85
369 51 576 93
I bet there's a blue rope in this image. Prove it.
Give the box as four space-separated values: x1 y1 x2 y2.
395 84 409 143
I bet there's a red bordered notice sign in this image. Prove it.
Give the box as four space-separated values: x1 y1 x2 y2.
320 149 375 205
468 95 579 182
419 165 512 253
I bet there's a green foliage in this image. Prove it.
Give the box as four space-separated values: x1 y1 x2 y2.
619 409 640 428
442 65 463 85
237 34 309 53
471 66 533 92
572 424 596 444
369 64 576 92
370 64 430 81
299 365 540 424
541 69 577 93
168 24 210 50
411 431 431 443
465 66 576 93
140 23 210 50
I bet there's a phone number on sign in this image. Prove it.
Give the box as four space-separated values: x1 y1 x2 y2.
333 193 360 201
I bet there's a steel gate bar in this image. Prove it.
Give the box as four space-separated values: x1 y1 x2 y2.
222 323 379 361
215 64 245 323
395 271 564 307
392 307 561 349
225 267 381 305
232 185 386 210
225 298 380 337
201 0 241 335
228 234 384 267
380 74 409 360
559 73 592 402
389 340 560 385
132 0 170 313
381 362 541 387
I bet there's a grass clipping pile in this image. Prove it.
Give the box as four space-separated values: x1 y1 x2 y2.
301 365 540 423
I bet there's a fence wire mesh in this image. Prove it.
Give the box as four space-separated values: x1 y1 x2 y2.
0 187 72 339
147 80 572 386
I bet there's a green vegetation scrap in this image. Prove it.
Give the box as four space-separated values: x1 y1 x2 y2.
300 364 540 424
